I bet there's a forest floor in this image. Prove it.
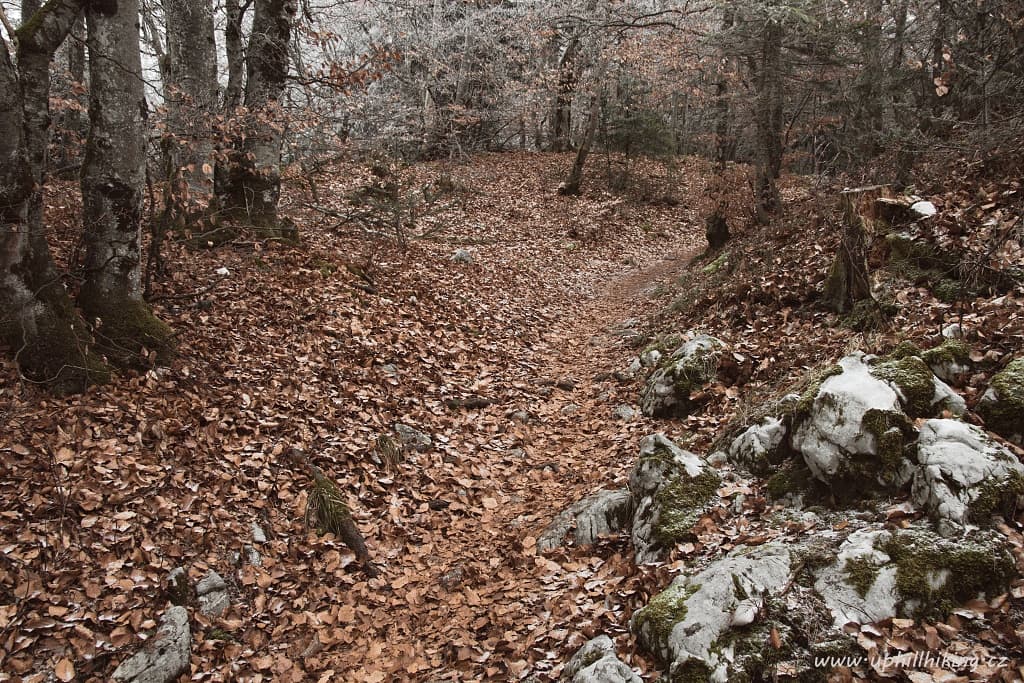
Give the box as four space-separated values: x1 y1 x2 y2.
1 151 1023 682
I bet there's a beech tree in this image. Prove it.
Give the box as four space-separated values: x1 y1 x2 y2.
0 0 109 392
80 0 173 364
215 0 298 234
158 0 218 204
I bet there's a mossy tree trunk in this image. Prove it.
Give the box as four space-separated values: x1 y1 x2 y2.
823 185 893 313
80 0 173 366
215 0 297 236
0 0 110 393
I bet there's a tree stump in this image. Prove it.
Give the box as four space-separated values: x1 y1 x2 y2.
822 185 893 314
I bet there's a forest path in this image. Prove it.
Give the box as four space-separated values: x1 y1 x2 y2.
342 237 702 680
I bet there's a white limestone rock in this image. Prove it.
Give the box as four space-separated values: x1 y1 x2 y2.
639 334 725 418
196 570 230 618
538 489 633 552
629 434 718 563
113 606 191 683
912 419 1024 534
791 354 914 488
631 544 792 682
560 635 641 683
813 529 900 628
813 525 1014 627
726 417 786 475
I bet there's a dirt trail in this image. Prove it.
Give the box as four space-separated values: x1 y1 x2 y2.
341 242 701 680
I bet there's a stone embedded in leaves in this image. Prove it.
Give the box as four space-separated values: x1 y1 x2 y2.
639 334 725 418
112 606 191 683
537 488 633 552
560 635 641 683
911 419 1024 534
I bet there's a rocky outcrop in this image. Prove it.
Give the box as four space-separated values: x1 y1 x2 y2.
113 606 191 683
537 489 633 552
791 353 916 490
560 636 640 683
723 416 786 476
789 352 967 495
814 525 1015 627
977 358 1024 444
629 434 719 563
546 342 1024 683
632 544 794 682
539 435 718 563
631 524 1014 682
911 419 1024 535
640 334 725 418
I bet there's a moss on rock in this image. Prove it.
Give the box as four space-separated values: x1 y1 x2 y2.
879 529 1015 618
843 556 881 598
653 469 721 544
633 581 700 654
968 470 1024 523
870 356 935 417
765 460 817 501
786 364 843 425
921 338 970 369
978 359 1024 441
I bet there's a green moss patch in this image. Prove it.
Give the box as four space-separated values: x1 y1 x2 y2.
870 356 935 417
920 338 970 369
633 581 700 653
652 469 721 545
786 364 843 425
879 529 1015 619
979 359 1024 439
843 556 881 598
87 299 176 368
968 470 1024 523
765 460 817 501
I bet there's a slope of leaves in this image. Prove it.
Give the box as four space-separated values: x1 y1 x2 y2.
3 149 1023 683
0 152 704 681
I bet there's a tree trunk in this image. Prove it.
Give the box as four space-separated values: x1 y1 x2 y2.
161 0 217 196
550 35 579 152
224 0 246 109
1 0 109 393
80 0 173 366
822 185 892 314
215 0 297 236
704 8 735 251
557 92 599 196
754 17 783 222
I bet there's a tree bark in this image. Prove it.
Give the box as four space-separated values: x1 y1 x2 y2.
162 0 217 196
550 34 580 152
215 0 297 235
822 185 892 314
224 0 247 109
80 0 173 366
754 16 783 222
557 91 600 196
0 0 109 393
705 8 736 251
